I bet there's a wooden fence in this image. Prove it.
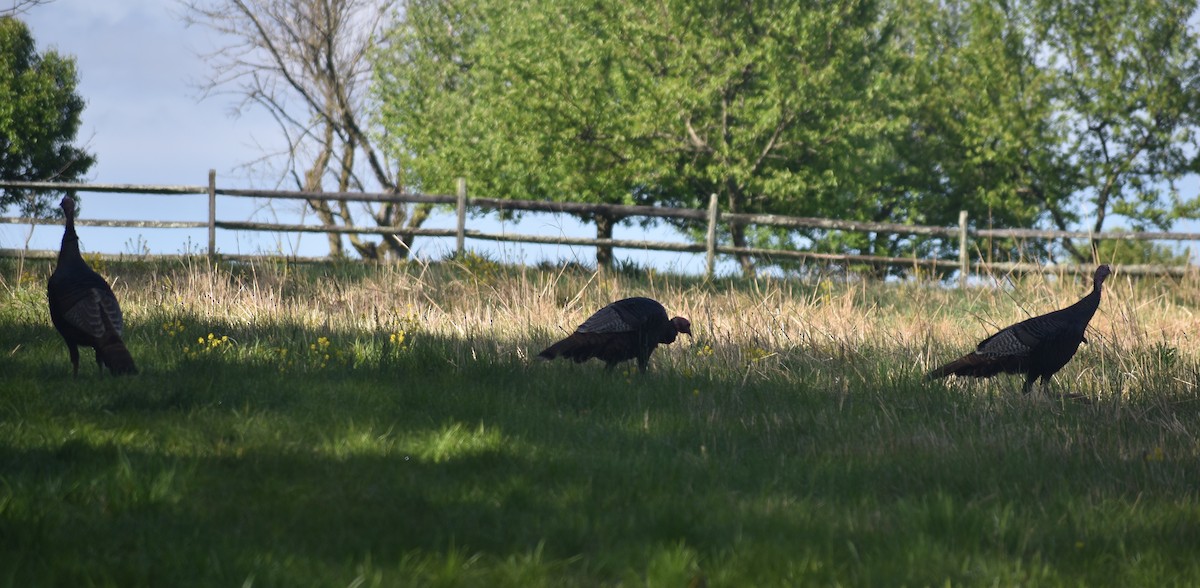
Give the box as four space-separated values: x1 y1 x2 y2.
1 172 1197 282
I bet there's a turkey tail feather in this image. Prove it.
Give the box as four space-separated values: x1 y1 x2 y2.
98 303 137 375
926 353 1005 380
100 339 138 375
537 344 561 360
538 336 577 360
538 333 601 364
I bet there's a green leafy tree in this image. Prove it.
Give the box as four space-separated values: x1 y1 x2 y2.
619 0 895 275
1033 0 1200 260
376 0 662 268
895 0 1200 265
1092 233 1190 267
0 15 94 216
885 1 1074 267
377 0 1200 272
375 0 892 273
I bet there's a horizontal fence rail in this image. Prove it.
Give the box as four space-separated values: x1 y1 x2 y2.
2 173 1197 281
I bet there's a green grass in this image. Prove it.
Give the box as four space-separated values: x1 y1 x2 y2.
2 258 1200 586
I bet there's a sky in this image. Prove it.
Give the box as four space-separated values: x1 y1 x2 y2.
4 0 718 274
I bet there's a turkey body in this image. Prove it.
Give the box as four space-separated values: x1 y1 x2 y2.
47 196 137 376
927 265 1111 394
538 297 691 372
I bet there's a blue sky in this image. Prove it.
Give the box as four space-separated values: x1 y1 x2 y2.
9 1 289 257
5 0 715 273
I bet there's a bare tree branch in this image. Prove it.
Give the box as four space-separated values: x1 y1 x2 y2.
181 0 423 259
0 0 54 17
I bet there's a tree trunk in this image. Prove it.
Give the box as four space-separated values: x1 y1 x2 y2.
334 136 380 260
306 198 344 257
304 118 343 257
1088 184 1111 263
299 159 341 257
370 200 434 260
595 213 615 270
729 221 753 277
724 186 754 277
394 202 434 260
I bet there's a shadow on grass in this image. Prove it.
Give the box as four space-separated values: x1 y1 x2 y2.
4 315 1200 585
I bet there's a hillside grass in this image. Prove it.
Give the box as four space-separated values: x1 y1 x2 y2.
2 255 1199 586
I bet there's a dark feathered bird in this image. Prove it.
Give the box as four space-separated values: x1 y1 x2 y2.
538 297 691 372
47 195 137 376
927 265 1111 394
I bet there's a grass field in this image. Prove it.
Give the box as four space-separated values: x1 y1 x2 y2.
2 254 1200 587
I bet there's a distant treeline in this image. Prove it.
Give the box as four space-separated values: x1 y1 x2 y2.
372 0 1200 274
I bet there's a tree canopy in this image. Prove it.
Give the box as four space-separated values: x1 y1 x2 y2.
375 0 891 271
890 0 1200 265
372 0 1200 271
0 15 93 216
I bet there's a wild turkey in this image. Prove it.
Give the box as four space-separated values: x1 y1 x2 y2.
46 195 137 376
538 297 691 372
927 264 1111 394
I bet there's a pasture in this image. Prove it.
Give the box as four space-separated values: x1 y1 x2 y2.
2 255 1199 586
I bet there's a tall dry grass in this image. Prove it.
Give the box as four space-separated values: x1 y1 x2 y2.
73 255 1199 401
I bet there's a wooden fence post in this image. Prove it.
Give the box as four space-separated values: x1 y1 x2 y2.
207 169 216 259
705 193 719 278
456 177 467 256
958 210 969 289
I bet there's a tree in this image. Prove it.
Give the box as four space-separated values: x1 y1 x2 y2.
1034 0 1200 260
1093 233 1190 267
375 0 893 274
182 0 424 260
0 15 94 216
375 0 662 268
895 0 1200 265
378 0 1200 272
631 0 895 276
888 0 1076 265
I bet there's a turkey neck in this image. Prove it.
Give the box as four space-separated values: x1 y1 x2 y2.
1074 272 1107 316
58 206 81 266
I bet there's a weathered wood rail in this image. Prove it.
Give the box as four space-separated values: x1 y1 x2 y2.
1 173 1196 281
